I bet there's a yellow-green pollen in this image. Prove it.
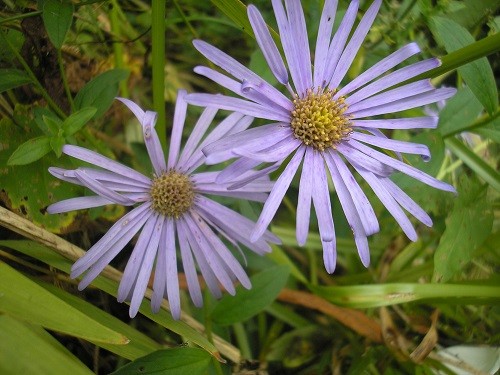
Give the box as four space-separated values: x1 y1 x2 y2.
150 171 195 218
291 88 352 151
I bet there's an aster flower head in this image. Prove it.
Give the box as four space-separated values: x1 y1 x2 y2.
186 0 457 272
47 92 280 319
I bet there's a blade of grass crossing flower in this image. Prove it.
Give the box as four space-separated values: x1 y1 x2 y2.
445 138 500 192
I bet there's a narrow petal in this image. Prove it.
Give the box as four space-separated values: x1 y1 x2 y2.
346 80 434 109
352 88 457 118
324 156 370 266
251 146 306 242
235 136 301 162
167 89 187 169
116 97 144 123
327 151 380 235
74 170 136 205
151 221 168 313
382 178 433 227
337 42 421 97
71 203 151 277
62 145 150 185
195 196 280 254
355 166 418 241
248 5 288 85
177 217 203 307
75 209 152 289
129 216 165 318
296 147 314 246
322 239 337 274
228 163 280 191
177 106 218 168
186 93 289 122
142 110 167 175
196 185 268 203
191 211 251 290
47 196 113 214
117 213 160 303
286 0 313 93
311 152 335 242
346 58 441 104
352 117 438 130
350 131 431 161
337 143 393 177
348 139 456 192
313 0 338 88
322 0 359 87
329 0 382 89
215 157 261 184
77 168 151 190
164 220 180 319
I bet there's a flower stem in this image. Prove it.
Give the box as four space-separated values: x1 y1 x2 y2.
110 0 129 97
57 49 75 112
151 0 167 151
233 322 252 359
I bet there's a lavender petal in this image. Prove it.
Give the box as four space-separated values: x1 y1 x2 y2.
47 196 113 214
313 0 338 88
74 170 136 205
142 110 167 175
352 117 438 130
311 151 335 242
337 143 393 177
296 147 314 246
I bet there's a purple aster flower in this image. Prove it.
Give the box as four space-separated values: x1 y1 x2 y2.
185 0 457 272
47 92 280 318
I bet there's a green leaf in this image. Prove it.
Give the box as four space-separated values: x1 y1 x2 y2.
0 106 81 232
41 0 74 49
0 261 129 344
1 240 220 359
430 17 497 115
63 107 97 136
0 315 93 375
448 0 500 29
212 265 290 326
432 177 494 282
7 136 51 165
41 281 161 360
210 0 253 38
445 137 500 192
438 86 483 137
311 283 500 308
0 69 32 93
74 69 129 118
110 348 212 375
42 114 62 135
50 134 65 157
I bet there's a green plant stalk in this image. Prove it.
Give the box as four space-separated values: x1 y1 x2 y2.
313 283 500 308
445 137 500 192
0 29 66 118
56 49 74 112
151 0 167 151
413 32 500 81
445 109 500 138
0 10 42 25
436 140 489 180
233 322 252 360
172 0 199 38
110 0 129 97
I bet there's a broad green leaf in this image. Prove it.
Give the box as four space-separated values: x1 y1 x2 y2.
41 282 161 360
311 283 500 308
50 133 65 157
63 107 97 136
74 69 129 118
0 68 32 93
7 136 51 165
432 177 494 282
449 0 500 29
0 240 220 358
0 107 80 232
41 0 74 49
110 348 212 375
212 265 290 325
0 261 129 344
430 17 497 115
210 0 253 38
438 86 483 137
0 315 93 375
445 138 500 192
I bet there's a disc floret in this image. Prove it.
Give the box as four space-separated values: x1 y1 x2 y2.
290 88 352 151
150 171 195 218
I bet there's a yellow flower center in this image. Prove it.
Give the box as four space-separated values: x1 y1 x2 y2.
290 88 352 151
150 171 195 218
